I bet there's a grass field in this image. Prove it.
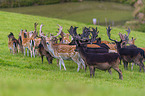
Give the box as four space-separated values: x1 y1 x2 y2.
0 1 134 26
1 11 145 96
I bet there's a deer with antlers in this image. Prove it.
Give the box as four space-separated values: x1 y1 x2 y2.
107 26 145 72
40 24 85 72
74 38 123 80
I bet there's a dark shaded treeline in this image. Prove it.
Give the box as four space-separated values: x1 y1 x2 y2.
0 0 136 8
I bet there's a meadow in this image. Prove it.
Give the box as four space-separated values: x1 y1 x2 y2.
1 11 145 96
0 1 134 26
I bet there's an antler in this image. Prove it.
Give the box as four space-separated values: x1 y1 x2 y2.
51 24 63 38
106 25 116 42
73 26 78 36
68 26 78 38
34 22 38 32
81 27 91 39
118 32 124 40
39 23 44 35
126 28 131 37
91 27 99 42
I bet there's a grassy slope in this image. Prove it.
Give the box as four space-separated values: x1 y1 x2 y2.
1 11 145 96
0 1 134 25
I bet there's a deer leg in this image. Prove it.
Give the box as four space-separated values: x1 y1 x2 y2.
113 67 123 80
61 58 66 71
46 56 52 64
21 45 23 53
15 46 18 54
93 67 95 77
123 60 126 69
30 48 33 58
13 43 16 54
59 59 62 70
108 68 112 75
12 46 15 54
123 61 128 70
41 55 43 64
57 59 59 66
27 49 29 57
126 62 128 70
72 57 81 72
18 45 19 53
139 60 145 72
89 66 94 78
131 63 134 70
12 46 15 55
10 48 12 53
30 50 33 58
33 47 35 58
85 65 87 72
24 47 26 56
80 58 85 70
77 62 81 72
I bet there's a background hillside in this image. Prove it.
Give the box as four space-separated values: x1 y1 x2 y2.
0 1 134 26
1 11 145 96
0 0 136 8
1 0 145 32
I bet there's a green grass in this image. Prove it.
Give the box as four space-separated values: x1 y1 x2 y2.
0 1 134 26
1 11 145 96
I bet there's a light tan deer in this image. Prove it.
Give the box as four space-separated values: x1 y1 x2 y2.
41 24 85 72
8 32 19 54
20 29 38 57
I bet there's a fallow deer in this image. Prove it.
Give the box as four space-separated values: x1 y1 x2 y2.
75 39 123 80
38 38 53 64
107 26 145 72
41 25 85 72
8 32 19 54
20 29 38 57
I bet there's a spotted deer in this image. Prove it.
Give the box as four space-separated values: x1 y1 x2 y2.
8 32 19 54
41 25 85 72
20 29 37 57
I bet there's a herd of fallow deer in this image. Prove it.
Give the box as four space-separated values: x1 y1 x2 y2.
7 23 145 80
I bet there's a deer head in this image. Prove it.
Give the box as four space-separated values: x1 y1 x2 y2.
107 26 122 49
128 37 136 45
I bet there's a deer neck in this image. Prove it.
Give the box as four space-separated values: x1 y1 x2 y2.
26 32 29 38
47 41 57 58
77 46 87 60
21 31 26 41
115 42 122 52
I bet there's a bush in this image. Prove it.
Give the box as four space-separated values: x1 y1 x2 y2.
0 0 61 8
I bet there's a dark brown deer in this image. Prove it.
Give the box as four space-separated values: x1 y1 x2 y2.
107 26 145 72
38 37 53 64
75 39 123 80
